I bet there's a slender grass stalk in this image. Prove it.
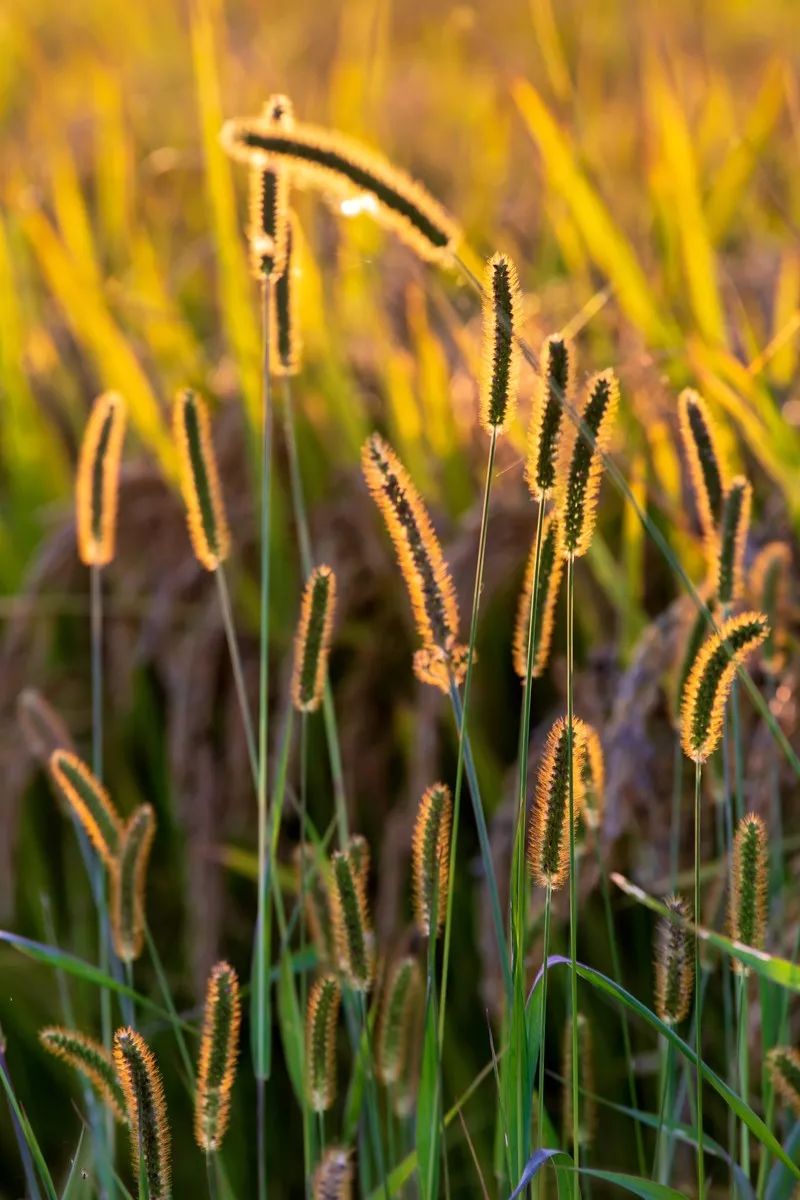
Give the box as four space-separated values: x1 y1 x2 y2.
206 1151 219 1200
215 567 258 779
535 883 552 1161
738 974 750 1178
359 991 389 1200
565 554 580 1172
654 1036 675 1182
143 925 194 1087
693 758 705 1197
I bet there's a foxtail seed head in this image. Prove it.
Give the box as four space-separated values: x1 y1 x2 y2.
195 961 241 1151
113 1027 171 1200
312 1147 354 1199
480 252 521 434
39 1026 127 1123
411 783 452 936
654 895 693 1025
562 1013 595 1150
293 845 336 965
557 369 619 559
711 476 751 606
680 611 769 762
110 804 156 963
376 957 422 1086
345 834 370 888
247 95 293 280
729 813 767 975
512 513 564 680
751 542 792 674
672 595 715 724
527 717 587 889
76 391 127 566
221 115 460 264
581 725 605 832
678 389 726 539
526 334 572 499
292 565 336 713
269 211 302 376
305 973 341 1112
767 1047 800 1117
362 433 466 692
49 749 123 865
18 689 73 768
331 848 374 991
173 390 230 571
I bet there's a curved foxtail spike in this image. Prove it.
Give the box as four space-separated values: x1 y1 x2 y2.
195 961 241 1151
76 391 127 566
330 848 374 991
767 1047 800 1117
344 834 370 887
221 115 460 265
512 512 565 680
292 565 337 713
269 211 303 377
562 1012 595 1150
312 1146 354 1199
680 611 769 762
678 388 727 539
248 95 293 280
479 252 521 434
114 1028 171 1199
111 804 156 963
672 594 716 724
39 1026 128 1124
527 716 588 889
376 957 422 1086
49 749 123 865
361 433 466 692
558 369 619 559
305 973 341 1113
173 390 230 571
411 783 452 936
729 813 767 975
711 476 751 606
293 845 335 965
750 542 792 674
526 333 572 500
653 895 694 1025
580 724 605 832
18 689 74 768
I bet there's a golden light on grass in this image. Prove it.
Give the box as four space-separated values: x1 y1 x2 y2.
49 749 122 866
39 1027 127 1124
330 847 374 991
512 512 564 679
557 369 619 559
729 813 767 975
653 895 693 1025
479 252 521 434
678 388 727 540
305 973 341 1113
114 1027 172 1200
75 391 127 567
291 565 336 713
750 541 792 673
711 475 751 606
528 716 587 889
269 211 303 376
526 334 572 500
195 961 241 1151
411 783 452 936
173 389 230 571
110 804 156 963
247 95 293 280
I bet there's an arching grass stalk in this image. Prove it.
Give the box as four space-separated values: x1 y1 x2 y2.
566 553 580 1172
693 758 705 1197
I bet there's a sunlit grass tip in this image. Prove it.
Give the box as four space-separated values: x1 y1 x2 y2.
412 782 452 936
562 1011 594 1149
729 813 767 974
173 389 230 571
680 610 769 762
526 333 572 500
750 541 792 674
75 390 127 566
677 388 727 540
330 847 374 991
710 475 751 606
513 511 564 679
195 960 241 1152
479 251 521 433
362 432 467 692
49 748 123 865
580 724 605 832
376 956 422 1086
653 894 693 1025
345 834 370 887
527 716 587 889
312 1146 354 1199
269 210 303 376
39 1026 127 1124
292 564 337 713
110 803 156 963
114 1026 171 1200
247 94 293 280
557 368 619 559
305 972 341 1113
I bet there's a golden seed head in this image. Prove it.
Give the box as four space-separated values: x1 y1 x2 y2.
512 512 565 680
729 813 767 975
173 389 230 571
247 94 294 280
75 391 127 566
580 724 605 832
110 804 156 963
526 334 572 499
195 961 241 1151
49 749 123 866
113 1027 171 1200
39 1026 127 1124
376 957 422 1086
479 252 521 434
557 369 620 559
269 210 303 376
654 895 694 1025
527 716 588 889
330 847 374 991
411 783 452 936
291 565 337 713
709 475 751 606
677 388 727 540
305 973 341 1112
312 1146 354 1199
767 1046 800 1117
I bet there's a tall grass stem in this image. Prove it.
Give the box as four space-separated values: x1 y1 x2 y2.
693 758 705 1196
566 554 580 1170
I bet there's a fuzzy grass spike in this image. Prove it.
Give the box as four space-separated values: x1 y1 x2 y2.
75 390 127 566
195 961 241 1151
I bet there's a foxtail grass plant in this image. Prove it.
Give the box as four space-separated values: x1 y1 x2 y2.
652 894 693 1179
730 813 766 1178
305 973 341 1118
110 804 156 965
677 388 727 542
114 1027 172 1200
39 1027 127 1125
195 961 241 1157
312 1146 353 1200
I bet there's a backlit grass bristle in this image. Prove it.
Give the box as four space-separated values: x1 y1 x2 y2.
654 895 693 1025
195 960 241 1152
75 390 127 567
680 611 769 762
751 542 792 673
479 252 521 434
221 114 460 264
411 783 452 936
113 1027 171 1200
305 972 341 1113
49 749 122 865
331 848 374 991
527 716 587 889
312 1146 354 1200
376 956 422 1086
247 94 293 280
269 211 302 376
292 565 336 713
729 813 766 974
345 834 370 887
678 388 726 539
512 512 564 679
557 369 619 559
672 595 715 723
711 475 751 606
581 724 605 832
526 333 572 499
293 845 335 965
39 1026 127 1124
362 433 467 692
173 389 230 571
18 688 74 767
562 1012 595 1149
110 804 156 963
767 1047 800 1117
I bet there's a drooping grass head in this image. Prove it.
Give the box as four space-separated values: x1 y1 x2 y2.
111 804 156 963
49 749 123 866
76 390 127 566
292 565 337 713
40 1026 127 1124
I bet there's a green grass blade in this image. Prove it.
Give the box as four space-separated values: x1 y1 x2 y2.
0 1047 57 1200
416 999 440 1200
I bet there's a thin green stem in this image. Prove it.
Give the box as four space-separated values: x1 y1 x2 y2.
536 884 552 1163
360 991 389 1200
694 757 705 1197
655 1035 675 1182
215 566 257 780
206 1152 219 1200
738 973 750 1179
566 553 580 1172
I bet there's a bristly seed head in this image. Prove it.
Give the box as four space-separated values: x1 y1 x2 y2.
557 369 619 559
269 211 303 377
305 973 341 1113
729 813 767 975
480 252 521 434
173 389 230 571
330 847 374 991
768 1046 800 1117
110 804 156 963
49 749 123 866
113 1027 171 1200
526 334 571 499
710 475 751 607
750 542 792 675
527 716 588 889
513 513 565 680
680 611 769 762
247 94 293 280
376 957 422 1087
654 895 694 1025
677 388 727 540
312 1146 354 1199
411 783 452 936
76 391 127 567
195 961 241 1151
39 1026 128 1124
292 565 337 713
580 724 605 833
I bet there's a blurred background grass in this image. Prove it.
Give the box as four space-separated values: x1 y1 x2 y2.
1 0 800 1194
